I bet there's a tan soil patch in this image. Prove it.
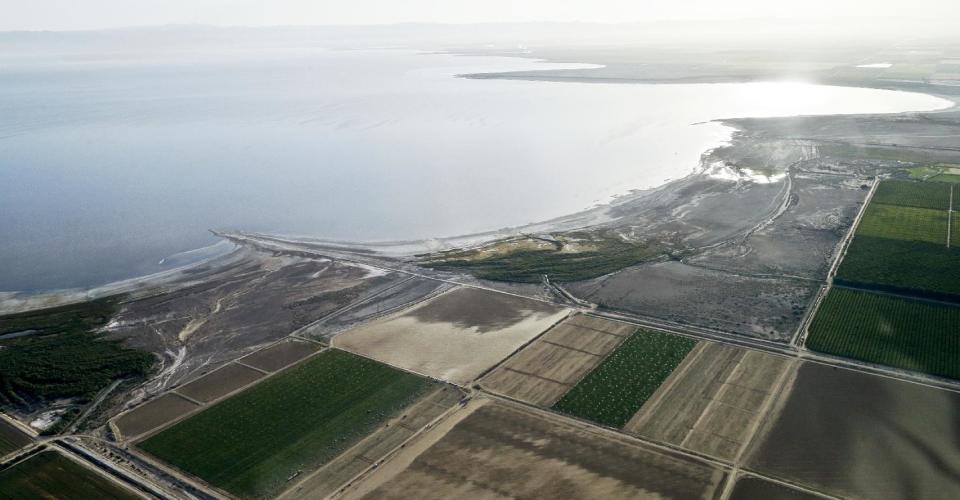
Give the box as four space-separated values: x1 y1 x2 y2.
480 315 632 406
345 400 727 500
624 342 794 460
333 287 568 385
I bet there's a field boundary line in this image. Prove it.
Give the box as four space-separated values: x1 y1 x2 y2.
734 470 841 500
234 361 271 375
277 386 466 500
625 341 709 431
114 346 328 443
471 310 575 387
717 357 798 500
483 392 734 470
499 367 572 386
121 445 230 500
792 176 880 348
947 184 953 248
537 339 603 357
52 441 159 500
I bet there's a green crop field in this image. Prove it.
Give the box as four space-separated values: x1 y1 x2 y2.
0 450 137 500
808 288 960 380
931 173 960 184
552 329 697 428
871 179 951 210
836 236 960 300
856 203 947 245
953 212 960 248
139 349 433 499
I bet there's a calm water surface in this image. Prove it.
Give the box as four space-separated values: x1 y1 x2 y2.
0 47 951 290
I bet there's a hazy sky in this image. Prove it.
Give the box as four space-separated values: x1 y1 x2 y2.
4 0 957 31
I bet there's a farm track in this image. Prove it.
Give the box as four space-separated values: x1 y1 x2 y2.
45 216 959 498
228 232 960 394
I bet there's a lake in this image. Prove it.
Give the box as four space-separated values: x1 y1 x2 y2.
0 43 951 291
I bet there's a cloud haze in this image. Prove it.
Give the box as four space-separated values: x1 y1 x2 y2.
4 0 958 31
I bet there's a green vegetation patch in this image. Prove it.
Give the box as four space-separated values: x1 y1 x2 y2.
856 203 947 245
836 236 960 301
0 298 155 412
552 329 696 428
808 288 960 380
931 173 960 184
0 450 137 500
871 179 951 210
139 349 434 499
421 234 669 283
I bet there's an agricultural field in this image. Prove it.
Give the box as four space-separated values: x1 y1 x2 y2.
807 287 960 380
0 297 155 412
552 328 697 427
746 362 960 500
625 342 794 460
0 419 32 457
238 339 318 372
856 203 947 244
333 287 568 385
346 401 727 500
481 315 634 406
870 179 951 210
835 236 960 299
114 392 200 439
278 386 464 499
0 450 138 499
138 349 435 499
175 362 265 404
729 477 821 500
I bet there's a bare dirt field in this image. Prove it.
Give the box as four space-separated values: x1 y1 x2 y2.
279 385 464 499
174 362 265 403
240 339 319 372
745 362 960 499
114 392 199 440
481 315 633 406
0 419 32 457
333 287 569 385
569 261 817 341
625 342 794 461
729 476 823 500
346 400 727 500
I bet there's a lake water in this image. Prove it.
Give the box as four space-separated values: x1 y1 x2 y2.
0 45 951 291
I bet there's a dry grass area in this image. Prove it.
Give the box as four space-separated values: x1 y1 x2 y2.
240 339 319 372
175 362 265 403
481 315 634 406
278 386 464 499
624 342 794 460
344 400 727 500
114 393 199 440
333 287 568 385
